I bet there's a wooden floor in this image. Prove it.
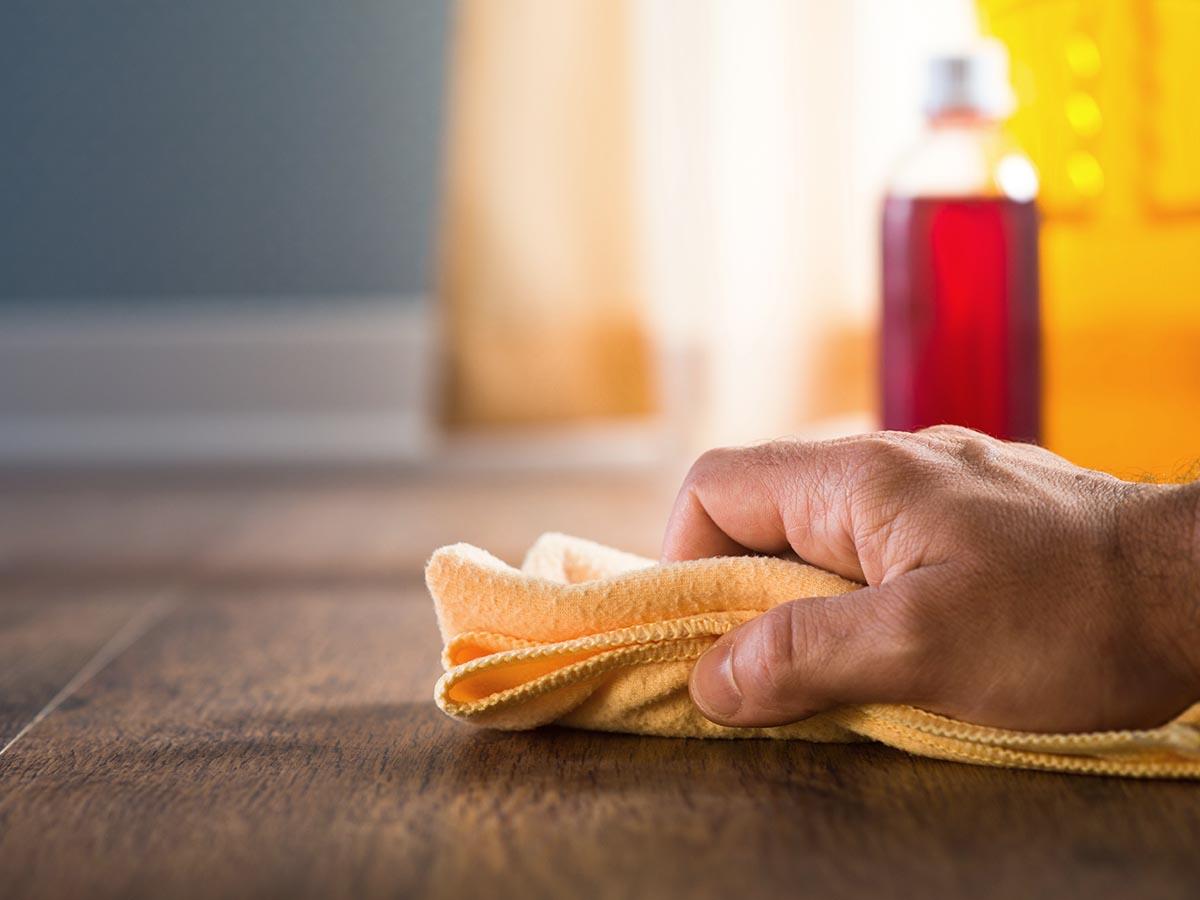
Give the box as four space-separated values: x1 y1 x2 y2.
1 468 1198 900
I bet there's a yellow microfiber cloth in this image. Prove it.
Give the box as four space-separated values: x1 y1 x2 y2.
427 532 1200 778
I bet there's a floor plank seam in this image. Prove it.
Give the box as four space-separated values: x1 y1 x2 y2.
0 593 179 759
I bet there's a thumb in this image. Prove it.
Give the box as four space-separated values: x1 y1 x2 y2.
689 585 920 727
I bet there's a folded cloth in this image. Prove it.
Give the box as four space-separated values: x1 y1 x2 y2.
427 533 1200 778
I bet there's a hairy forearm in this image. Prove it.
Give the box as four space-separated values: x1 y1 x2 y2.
1185 480 1200 570
1172 480 1200 691
1121 480 1200 694
1175 479 1200 639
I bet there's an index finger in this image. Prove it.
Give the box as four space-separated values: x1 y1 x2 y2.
660 439 867 582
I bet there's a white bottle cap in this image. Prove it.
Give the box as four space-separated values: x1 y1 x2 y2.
923 39 1016 118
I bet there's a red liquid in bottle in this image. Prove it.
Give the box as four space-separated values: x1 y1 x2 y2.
881 195 1040 443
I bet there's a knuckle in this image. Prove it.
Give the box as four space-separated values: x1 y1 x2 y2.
955 436 999 469
853 432 925 471
881 592 929 650
685 446 739 487
919 425 999 468
743 438 800 471
849 434 939 508
687 441 796 494
871 583 941 673
919 424 980 442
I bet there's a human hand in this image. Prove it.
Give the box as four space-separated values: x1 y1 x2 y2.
663 427 1200 732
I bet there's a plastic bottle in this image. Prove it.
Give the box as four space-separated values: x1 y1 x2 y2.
881 42 1041 443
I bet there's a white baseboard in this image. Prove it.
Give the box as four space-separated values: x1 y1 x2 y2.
0 298 435 464
0 300 875 468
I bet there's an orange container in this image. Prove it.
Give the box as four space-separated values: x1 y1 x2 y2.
980 0 1200 478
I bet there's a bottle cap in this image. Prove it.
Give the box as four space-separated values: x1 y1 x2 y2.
923 39 1016 118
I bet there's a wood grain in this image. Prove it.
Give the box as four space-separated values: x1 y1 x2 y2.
0 470 1198 899
0 585 168 748
0 469 679 579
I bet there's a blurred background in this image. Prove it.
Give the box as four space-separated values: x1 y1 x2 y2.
2 0 1198 479
6 8 1199 892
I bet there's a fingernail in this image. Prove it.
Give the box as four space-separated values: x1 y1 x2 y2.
690 640 743 721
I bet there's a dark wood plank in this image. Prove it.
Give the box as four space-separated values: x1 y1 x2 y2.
1 579 1197 900
185 470 676 579
0 469 679 580
0 586 169 749
0 472 241 577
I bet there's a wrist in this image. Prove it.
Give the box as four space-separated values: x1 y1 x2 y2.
1118 480 1200 695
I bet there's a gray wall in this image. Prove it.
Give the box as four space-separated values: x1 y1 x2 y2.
0 1 451 304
